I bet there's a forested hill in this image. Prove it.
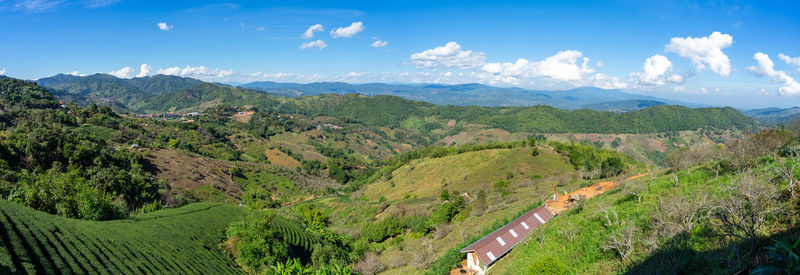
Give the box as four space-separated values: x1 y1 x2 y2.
0 77 60 111
29 73 759 133
273 93 758 134
36 73 204 110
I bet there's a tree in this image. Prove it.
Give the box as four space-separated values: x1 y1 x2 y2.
773 148 799 198
711 172 781 252
602 221 639 261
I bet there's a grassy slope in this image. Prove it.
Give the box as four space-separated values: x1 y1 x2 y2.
0 201 246 274
364 148 574 201
326 147 587 274
490 165 793 274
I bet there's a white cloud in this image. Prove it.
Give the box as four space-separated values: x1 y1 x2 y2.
629 54 684 87
590 73 628 89
137 63 151 78
156 65 234 81
83 0 119 8
665 31 733 77
747 52 800 95
0 68 5 75
410 42 486 69
330 21 364 38
596 61 605 67
301 24 323 39
256 26 265 32
299 40 327 50
481 50 595 83
66 70 85 76
157 22 173 31
109 66 134 78
371 40 387 48
13 0 64 12
778 53 800 71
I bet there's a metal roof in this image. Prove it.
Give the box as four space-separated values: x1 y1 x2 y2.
459 206 554 266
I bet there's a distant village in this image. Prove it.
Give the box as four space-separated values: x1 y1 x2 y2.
130 111 204 122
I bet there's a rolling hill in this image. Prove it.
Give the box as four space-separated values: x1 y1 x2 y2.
0 200 246 274
36 73 204 111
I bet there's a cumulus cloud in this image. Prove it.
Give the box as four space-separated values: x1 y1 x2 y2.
299 40 327 50
747 52 800 95
137 63 151 78
109 66 135 78
256 26 265 32
478 50 628 89
778 53 800 71
330 21 364 38
665 31 733 77
156 65 234 81
66 70 85 76
410 42 486 69
301 24 323 39
630 54 684 87
0 68 5 75
481 50 595 83
371 40 387 48
157 22 173 31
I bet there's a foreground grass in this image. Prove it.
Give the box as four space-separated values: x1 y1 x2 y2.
492 163 799 274
0 201 246 274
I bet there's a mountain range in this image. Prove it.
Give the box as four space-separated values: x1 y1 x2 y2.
30 73 797 125
239 81 697 111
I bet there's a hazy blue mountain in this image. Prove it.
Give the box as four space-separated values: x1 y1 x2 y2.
240 81 692 110
744 107 800 125
581 100 668 112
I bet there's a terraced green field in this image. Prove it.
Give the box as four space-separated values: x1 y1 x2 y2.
0 201 247 274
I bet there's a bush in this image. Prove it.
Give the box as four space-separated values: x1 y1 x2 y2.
439 189 450 201
406 215 432 234
362 216 406 242
528 255 569 274
429 197 465 225
493 179 511 196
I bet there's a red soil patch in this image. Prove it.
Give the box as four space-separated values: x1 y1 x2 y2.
546 173 649 215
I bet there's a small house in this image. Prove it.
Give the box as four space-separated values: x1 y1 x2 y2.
460 206 553 274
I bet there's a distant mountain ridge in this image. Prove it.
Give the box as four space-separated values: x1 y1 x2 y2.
240 81 696 110
34 73 705 113
744 107 800 125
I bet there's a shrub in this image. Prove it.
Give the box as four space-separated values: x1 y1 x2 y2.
439 189 450 201
429 197 465 225
528 255 569 274
493 180 511 196
362 216 406 242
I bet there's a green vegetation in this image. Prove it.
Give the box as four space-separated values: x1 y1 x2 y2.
0 200 246 274
0 75 782 274
492 127 800 274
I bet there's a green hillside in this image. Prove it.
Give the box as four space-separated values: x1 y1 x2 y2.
0 200 246 274
278 94 758 134
36 74 204 111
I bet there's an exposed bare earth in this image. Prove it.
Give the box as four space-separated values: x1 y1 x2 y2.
546 173 649 214
144 149 242 199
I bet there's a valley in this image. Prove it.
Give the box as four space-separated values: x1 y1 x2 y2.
0 75 797 275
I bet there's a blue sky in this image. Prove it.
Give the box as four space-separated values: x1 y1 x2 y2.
1 0 799 108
